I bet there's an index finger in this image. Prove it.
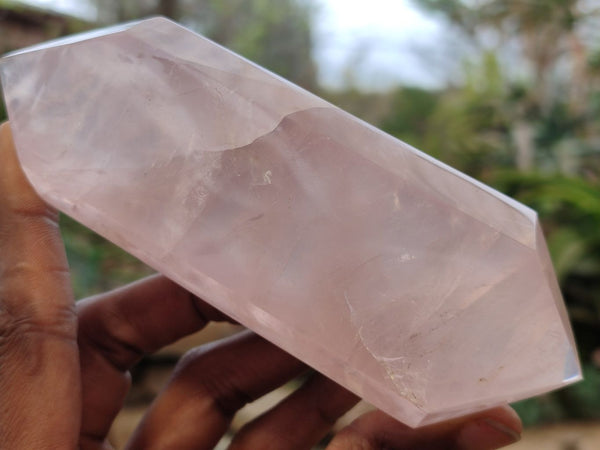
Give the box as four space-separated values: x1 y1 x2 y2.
0 122 80 448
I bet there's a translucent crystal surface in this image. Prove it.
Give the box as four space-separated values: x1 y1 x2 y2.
0 17 581 427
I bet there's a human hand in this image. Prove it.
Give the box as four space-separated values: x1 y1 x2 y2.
0 122 521 449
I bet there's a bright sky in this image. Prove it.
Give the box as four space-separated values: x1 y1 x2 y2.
16 0 444 90
314 0 444 89
21 0 95 17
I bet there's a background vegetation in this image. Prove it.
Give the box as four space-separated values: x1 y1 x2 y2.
2 0 600 429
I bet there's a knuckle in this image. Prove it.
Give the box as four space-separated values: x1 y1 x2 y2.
78 301 145 372
316 403 340 428
0 299 76 359
8 203 59 224
172 347 253 418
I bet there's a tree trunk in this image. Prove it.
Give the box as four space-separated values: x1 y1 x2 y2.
513 120 535 171
158 0 178 19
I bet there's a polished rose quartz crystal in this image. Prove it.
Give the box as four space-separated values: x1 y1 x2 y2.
0 17 581 427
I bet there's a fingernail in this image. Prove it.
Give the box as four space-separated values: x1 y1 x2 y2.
457 418 521 450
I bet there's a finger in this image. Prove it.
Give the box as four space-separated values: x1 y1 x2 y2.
126 331 306 450
229 373 359 450
326 405 522 450
0 122 80 448
77 274 230 446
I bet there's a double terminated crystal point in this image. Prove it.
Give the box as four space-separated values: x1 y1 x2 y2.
0 17 581 426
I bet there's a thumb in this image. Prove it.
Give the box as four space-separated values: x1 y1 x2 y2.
0 122 81 449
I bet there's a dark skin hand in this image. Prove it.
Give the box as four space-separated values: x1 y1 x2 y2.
0 122 522 449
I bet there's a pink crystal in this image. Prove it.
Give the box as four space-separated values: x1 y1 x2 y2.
0 17 581 427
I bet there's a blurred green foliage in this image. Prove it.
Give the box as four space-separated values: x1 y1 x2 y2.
2 0 600 428
92 0 318 89
60 215 154 298
185 0 318 89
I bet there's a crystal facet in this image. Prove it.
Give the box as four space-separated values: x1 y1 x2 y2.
0 18 581 427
